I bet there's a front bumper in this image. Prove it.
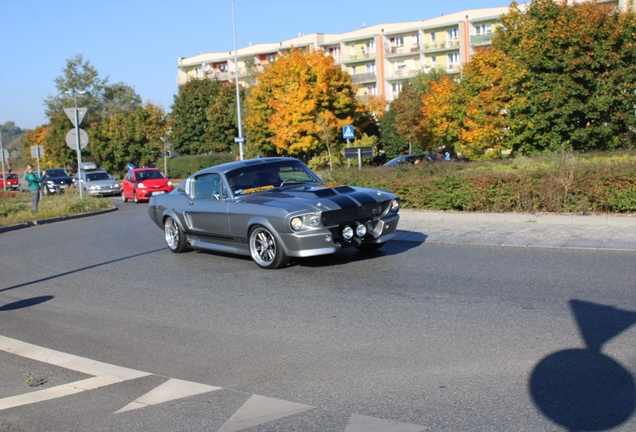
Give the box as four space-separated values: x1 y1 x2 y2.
279 213 400 258
138 187 174 200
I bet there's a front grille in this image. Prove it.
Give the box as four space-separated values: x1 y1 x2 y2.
321 201 389 226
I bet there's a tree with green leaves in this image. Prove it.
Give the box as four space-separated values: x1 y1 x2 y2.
90 103 168 174
170 78 238 155
495 0 636 153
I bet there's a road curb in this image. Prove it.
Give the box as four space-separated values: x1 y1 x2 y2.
400 209 636 226
0 206 118 234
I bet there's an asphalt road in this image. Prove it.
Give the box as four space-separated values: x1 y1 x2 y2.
1 202 635 431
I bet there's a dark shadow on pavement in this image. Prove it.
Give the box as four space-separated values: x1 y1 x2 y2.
529 300 636 431
0 296 54 311
0 249 165 293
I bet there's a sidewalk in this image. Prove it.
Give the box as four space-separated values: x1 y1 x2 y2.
397 210 636 251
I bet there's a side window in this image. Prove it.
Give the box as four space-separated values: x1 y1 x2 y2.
193 173 221 200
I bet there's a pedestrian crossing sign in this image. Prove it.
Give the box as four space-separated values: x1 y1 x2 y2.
343 126 354 139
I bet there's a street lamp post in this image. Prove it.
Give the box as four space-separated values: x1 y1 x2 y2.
232 0 244 160
66 89 86 198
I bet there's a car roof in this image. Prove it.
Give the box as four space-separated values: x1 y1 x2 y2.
131 167 160 172
194 157 300 177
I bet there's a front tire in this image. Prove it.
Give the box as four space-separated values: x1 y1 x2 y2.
122 191 128 202
133 190 139 203
249 225 288 269
164 216 189 253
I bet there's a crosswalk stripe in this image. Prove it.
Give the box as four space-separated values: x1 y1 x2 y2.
0 375 123 411
217 394 314 432
115 378 222 413
345 414 429 432
0 335 150 380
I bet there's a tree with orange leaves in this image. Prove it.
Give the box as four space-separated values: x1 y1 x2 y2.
245 47 358 169
419 75 461 151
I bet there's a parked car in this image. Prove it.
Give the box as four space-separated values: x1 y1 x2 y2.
382 154 435 167
39 168 74 195
76 169 121 197
122 168 174 203
0 173 19 190
148 157 401 269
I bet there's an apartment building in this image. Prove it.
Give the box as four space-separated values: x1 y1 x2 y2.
175 0 626 104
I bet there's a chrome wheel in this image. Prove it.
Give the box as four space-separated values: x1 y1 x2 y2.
249 225 288 269
133 190 139 203
164 216 188 253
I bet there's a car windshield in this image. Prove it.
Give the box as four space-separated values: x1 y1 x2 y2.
227 160 321 196
46 169 69 177
137 170 165 180
3 174 18 179
86 172 112 181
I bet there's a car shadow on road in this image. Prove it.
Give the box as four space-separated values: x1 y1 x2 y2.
0 249 165 293
294 231 426 268
529 299 636 431
0 296 54 311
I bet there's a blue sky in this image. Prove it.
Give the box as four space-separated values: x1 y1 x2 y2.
1 0 512 131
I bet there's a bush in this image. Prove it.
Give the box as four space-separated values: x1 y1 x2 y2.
327 150 636 214
165 153 236 179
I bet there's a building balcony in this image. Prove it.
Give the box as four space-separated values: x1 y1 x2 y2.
470 33 494 46
384 45 422 57
351 72 377 83
343 52 377 62
423 41 460 52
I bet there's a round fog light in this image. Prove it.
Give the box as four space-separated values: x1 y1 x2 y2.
356 224 367 237
342 226 353 240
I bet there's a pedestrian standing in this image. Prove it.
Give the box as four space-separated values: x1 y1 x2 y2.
25 165 46 214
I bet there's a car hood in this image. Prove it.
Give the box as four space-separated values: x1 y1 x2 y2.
242 184 396 214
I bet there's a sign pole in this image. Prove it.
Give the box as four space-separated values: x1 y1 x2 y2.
0 131 5 192
347 139 351 168
73 100 83 198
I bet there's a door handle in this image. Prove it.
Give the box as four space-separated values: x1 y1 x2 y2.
188 202 196 206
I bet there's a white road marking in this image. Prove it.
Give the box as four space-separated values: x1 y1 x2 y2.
345 414 429 432
0 335 428 431
0 375 123 411
115 378 222 413
217 394 314 432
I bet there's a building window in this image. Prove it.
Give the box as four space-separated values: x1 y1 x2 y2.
368 40 376 52
351 65 357 75
430 32 436 43
475 24 492 35
412 33 419 45
447 28 458 41
366 84 377 95
390 36 404 47
366 63 375 73
194 67 203 76
266 54 277 62
431 55 437 66
349 44 356 55
448 52 459 70
392 82 403 95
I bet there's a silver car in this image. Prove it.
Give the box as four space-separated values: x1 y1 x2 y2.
148 157 401 269
76 170 121 197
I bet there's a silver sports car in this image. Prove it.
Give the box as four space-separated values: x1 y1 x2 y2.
148 157 400 269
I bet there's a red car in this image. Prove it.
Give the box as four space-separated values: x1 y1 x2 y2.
121 168 174 203
1 173 19 191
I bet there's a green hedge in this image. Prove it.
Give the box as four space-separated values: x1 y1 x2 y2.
163 153 236 179
323 152 636 214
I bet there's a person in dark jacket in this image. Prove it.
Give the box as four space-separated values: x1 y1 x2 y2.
25 165 46 214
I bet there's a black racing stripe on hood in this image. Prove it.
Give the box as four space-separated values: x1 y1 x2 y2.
313 188 338 198
348 192 377 205
330 194 359 209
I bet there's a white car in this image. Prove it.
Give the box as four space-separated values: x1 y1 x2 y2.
76 169 121 197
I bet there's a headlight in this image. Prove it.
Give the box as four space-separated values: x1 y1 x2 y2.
168 181 173 186
47 181 54 185
342 226 353 240
290 217 303 231
138 182 146 188
390 199 400 212
114 183 120 188
88 185 100 190
355 224 367 237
